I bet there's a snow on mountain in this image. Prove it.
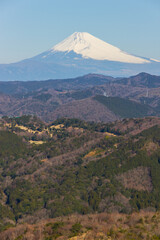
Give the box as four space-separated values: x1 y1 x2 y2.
150 58 160 63
0 32 160 81
49 32 150 64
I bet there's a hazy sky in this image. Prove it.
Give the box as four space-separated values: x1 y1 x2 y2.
0 0 160 63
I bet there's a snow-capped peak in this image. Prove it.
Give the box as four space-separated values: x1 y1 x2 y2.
50 32 150 64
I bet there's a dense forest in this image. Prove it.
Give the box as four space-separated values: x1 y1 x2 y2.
0 115 160 239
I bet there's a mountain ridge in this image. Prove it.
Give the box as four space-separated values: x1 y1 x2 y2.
0 72 159 122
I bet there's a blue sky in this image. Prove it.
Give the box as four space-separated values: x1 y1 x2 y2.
0 0 160 63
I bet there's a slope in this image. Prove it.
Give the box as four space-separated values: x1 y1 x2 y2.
49 97 119 122
0 116 160 233
94 95 154 118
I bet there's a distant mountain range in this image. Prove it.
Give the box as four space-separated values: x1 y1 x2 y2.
0 72 160 122
0 32 160 81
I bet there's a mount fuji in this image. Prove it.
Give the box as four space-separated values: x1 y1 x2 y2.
0 32 160 81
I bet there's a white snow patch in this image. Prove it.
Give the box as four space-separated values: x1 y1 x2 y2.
50 32 150 64
150 58 160 63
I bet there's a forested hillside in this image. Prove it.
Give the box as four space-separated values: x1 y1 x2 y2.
0 115 160 239
0 73 160 123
